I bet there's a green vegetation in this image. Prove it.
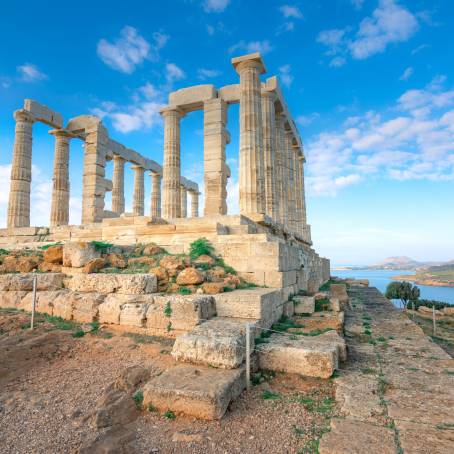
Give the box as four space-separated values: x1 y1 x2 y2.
0 248 9 255
164 301 172 318
385 281 420 310
133 390 144 409
164 410 176 420
90 241 113 252
38 242 62 250
189 237 214 260
72 329 85 338
262 390 280 400
148 403 157 412
319 280 345 291
315 298 329 312
412 299 453 310
361 367 376 375
178 286 192 295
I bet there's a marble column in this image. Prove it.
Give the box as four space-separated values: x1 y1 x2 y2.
298 155 308 239
275 113 287 227
232 54 266 215
150 172 161 218
180 184 187 218
293 147 303 236
111 155 125 215
261 91 279 221
7 110 34 228
161 107 183 219
203 98 228 215
132 165 145 216
285 128 296 233
190 191 199 217
49 129 72 226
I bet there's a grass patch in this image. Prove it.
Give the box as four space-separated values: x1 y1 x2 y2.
262 390 280 400
251 371 275 386
361 367 376 375
90 241 113 252
377 336 386 342
148 403 157 412
178 286 192 295
254 337 269 345
72 329 85 338
436 422 454 430
364 328 372 336
38 242 62 250
272 315 299 332
189 238 214 260
315 298 329 312
164 410 176 420
133 390 144 409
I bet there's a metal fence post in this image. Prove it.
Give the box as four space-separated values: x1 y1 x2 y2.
30 276 37 330
246 323 251 391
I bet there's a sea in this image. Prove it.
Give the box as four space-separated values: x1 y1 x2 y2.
332 269 454 305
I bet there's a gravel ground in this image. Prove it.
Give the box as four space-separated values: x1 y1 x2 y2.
0 310 336 454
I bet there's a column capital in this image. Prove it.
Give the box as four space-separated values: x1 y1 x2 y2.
131 164 144 171
160 106 185 118
13 109 34 123
149 170 161 178
232 52 266 74
113 154 125 163
261 90 276 101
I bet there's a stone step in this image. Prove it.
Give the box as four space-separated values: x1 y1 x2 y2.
293 311 345 334
257 330 346 378
142 364 246 420
171 318 255 369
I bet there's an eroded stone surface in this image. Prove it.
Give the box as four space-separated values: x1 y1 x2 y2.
67 274 157 294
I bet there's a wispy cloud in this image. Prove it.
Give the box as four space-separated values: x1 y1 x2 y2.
97 26 168 73
305 76 454 196
317 0 419 66
399 66 413 81
165 63 185 83
296 113 320 127
278 64 293 87
17 63 48 82
202 0 230 13
228 40 273 55
350 0 364 10
279 5 303 19
197 68 222 80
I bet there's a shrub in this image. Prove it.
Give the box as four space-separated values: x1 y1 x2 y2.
413 299 452 310
189 238 214 260
72 329 85 338
164 410 176 419
133 390 144 409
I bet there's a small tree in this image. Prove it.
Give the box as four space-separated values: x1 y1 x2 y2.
385 281 420 310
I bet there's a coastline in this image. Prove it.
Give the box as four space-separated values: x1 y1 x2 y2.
392 274 454 288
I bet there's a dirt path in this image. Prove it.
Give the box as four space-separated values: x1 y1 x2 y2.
320 286 454 454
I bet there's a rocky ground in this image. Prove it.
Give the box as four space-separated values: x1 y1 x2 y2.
0 308 337 454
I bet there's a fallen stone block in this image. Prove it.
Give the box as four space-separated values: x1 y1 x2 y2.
172 319 250 369
257 331 346 378
142 364 246 420
119 302 150 328
19 290 69 316
71 292 105 323
293 296 315 315
330 284 348 305
63 241 101 268
67 273 157 294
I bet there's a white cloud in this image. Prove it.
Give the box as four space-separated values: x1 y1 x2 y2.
317 1 419 65
17 63 48 82
330 57 346 68
202 0 230 13
197 68 222 80
305 78 454 196
296 113 320 127
411 43 429 55
399 66 413 81
351 0 364 9
228 40 273 55
278 64 293 87
165 63 186 83
97 27 168 73
279 5 303 19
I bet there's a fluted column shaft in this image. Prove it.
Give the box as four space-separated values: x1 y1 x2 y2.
261 91 278 220
235 60 265 215
285 129 296 232
50 130 71 226
161 108 183 219
150 172 161 218
111 155 125 215
190 191 199 217
293 148 303 236
298 156 308 238
7 110 34 228
180 185 187 218
132 165 144 216
275 114 287 227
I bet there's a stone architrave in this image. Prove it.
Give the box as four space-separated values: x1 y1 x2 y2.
180 184 187 218
82 123 110 224
285 128 296 232
232 53 266 216
261 90 279 221
203 98 228 215
150 172 161 218
111 155 125 215
161 107 183 219
275 113 288 227
190 191 199 217
132 165 145 216
49 129 72 226
7 110 34 228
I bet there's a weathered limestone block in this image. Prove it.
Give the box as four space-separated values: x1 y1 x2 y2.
63 242 101 268
98 295 123 324
71 292 105 323
52 290 75 320
257 331 345 378
329 297 341 312
330 284 348 305
0 273 65 291
293 296 315 315
283 300 295 317
119 302 150 328
19 290 69 316
142 364 246 420
172 320 250 369
67 274 157 294
0 290 28 308
176 267 204 285
43 245 63 264
146 295 215 332
443 306 454 315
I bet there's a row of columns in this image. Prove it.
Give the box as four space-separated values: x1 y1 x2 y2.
6 110 199 229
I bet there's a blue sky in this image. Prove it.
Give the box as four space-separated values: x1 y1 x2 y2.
0 0 453 265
